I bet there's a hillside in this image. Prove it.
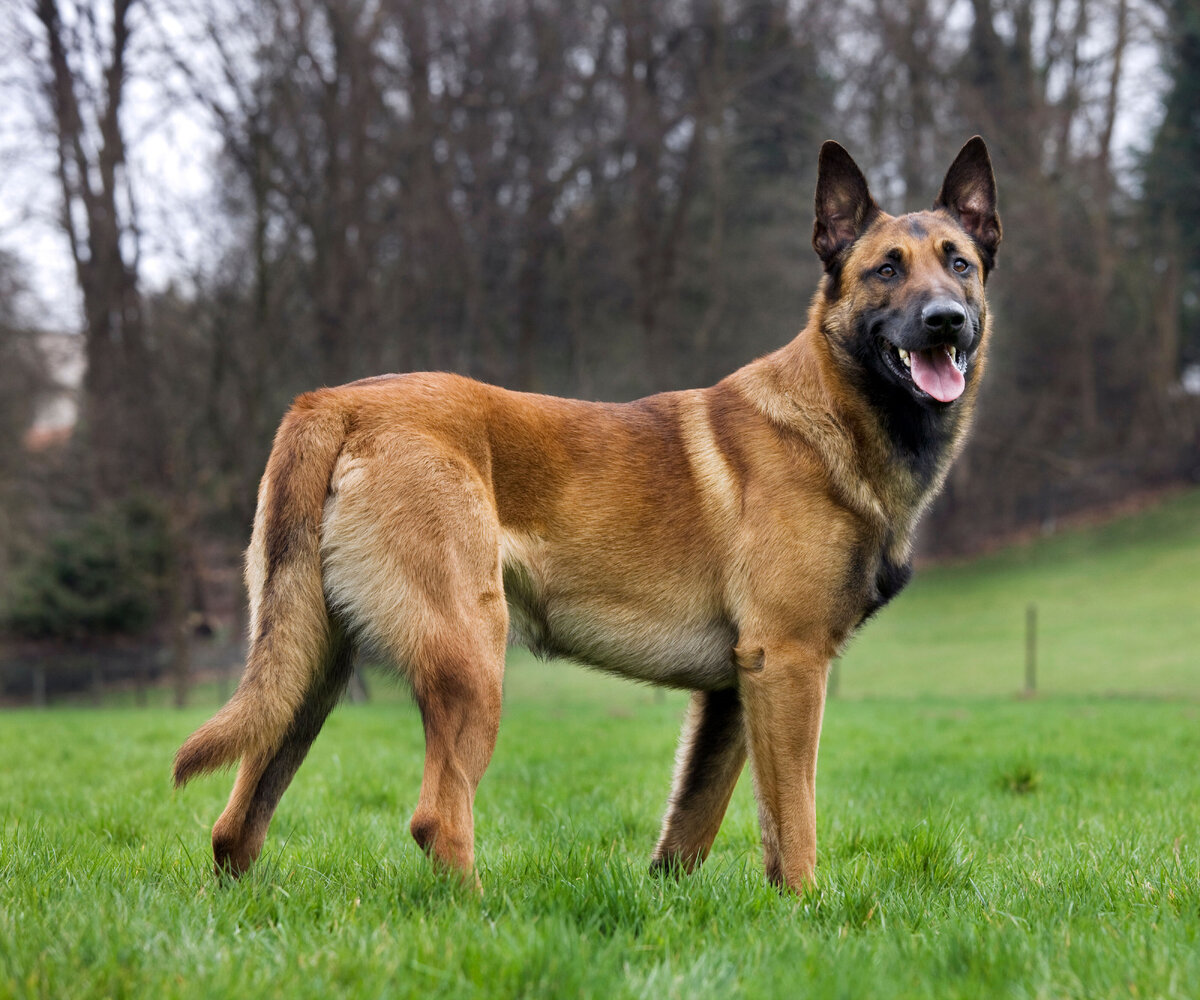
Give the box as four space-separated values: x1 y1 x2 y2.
837 488 1200 698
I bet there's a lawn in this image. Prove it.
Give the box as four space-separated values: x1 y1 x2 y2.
840 487 1200 698
1 491 1199 998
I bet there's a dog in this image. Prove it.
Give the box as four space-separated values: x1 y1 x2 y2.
174 137 1001 893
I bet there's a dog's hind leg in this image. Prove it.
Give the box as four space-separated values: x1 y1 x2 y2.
406 624 505 883
650 687 746 874
211 626 357 876
319 437 509 883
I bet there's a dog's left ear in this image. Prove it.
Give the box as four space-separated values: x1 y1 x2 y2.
934 136 1002 272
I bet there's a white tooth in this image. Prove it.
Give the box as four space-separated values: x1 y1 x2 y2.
949 346 957 362
899 349 911 368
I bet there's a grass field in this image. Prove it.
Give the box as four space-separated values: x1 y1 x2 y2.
840 487 1200 698
2 490 1199 998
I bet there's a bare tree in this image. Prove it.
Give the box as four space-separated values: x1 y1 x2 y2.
28 0 166 495
0 252 51 581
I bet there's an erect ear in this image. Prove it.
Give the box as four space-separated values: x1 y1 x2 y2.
934 136 1002 272
812 140 880 270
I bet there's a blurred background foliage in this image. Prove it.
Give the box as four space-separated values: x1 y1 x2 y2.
0 0 1197 695
5 497 172 642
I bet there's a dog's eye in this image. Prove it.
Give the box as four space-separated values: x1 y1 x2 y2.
877 263 897 279
952 258 970 274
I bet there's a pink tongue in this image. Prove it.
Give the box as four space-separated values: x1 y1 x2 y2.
910 347 965 402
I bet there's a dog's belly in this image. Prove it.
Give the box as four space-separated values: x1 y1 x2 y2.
502 547 737 690
508 593 738 690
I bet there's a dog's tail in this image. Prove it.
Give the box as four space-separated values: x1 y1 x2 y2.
173 392 349 788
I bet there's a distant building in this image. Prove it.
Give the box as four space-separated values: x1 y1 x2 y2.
23 332 84 451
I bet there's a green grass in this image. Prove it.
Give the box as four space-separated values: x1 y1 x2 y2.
841 487 1200 697
2 490 1199 998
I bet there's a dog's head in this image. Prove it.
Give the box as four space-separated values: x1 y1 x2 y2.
812 138 1001 410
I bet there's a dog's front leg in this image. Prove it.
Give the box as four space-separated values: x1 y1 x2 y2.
650 688 746 874
739 641 829 892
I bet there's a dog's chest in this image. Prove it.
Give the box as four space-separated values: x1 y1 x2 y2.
851 544 914 628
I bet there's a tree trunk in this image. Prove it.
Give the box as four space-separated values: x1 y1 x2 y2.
35 0 164 496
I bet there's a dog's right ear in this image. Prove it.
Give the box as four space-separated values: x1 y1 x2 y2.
812 141 880 270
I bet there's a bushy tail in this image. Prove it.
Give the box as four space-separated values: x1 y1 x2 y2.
173 393 348 787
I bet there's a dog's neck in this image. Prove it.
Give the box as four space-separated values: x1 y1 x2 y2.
730 314 977 562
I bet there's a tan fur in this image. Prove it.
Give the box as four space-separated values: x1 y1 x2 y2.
174 140 1000 891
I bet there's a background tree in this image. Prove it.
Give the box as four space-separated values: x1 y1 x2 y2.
3 0 1198 688
1144 0 1200 403
0 252 51 586
29 0 166 496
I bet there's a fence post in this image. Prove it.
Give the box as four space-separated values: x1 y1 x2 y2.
135 654 148 707
1024 603 1037 696
32 664 46 708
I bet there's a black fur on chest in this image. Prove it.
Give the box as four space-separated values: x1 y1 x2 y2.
848 543 913 630
844 320 959 488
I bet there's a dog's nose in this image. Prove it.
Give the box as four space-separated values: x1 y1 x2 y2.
922 299 966 338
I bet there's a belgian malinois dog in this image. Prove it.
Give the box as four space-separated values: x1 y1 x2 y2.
175 138 1000 893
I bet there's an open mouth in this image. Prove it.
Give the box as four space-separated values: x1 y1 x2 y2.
878 339 968 403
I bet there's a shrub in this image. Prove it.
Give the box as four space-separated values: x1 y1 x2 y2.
3 497 172 642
